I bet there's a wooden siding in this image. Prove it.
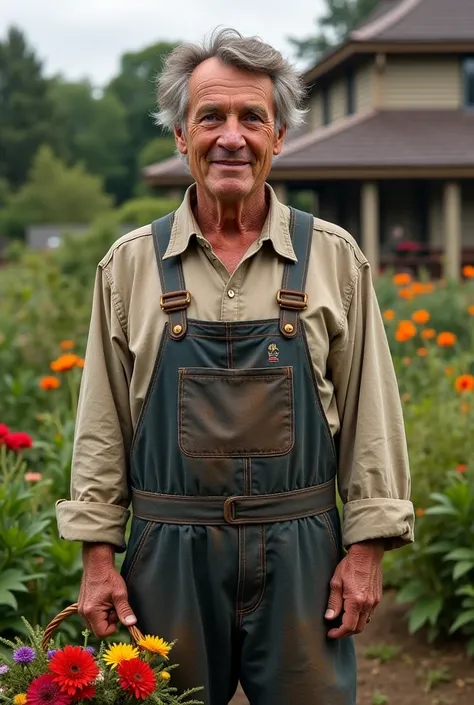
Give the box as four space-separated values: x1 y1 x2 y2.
384 57 462 108
308 91 324 130
355 62 374 111
330 77 347 122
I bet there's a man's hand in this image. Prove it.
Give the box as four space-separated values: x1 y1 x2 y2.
325 539 384 639
78 543 137 639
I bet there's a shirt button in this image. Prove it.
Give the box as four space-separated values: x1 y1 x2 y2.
227 289 235 299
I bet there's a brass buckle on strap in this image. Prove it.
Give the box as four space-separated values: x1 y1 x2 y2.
160 290 191 313
223 496 240 524
276 289 308 311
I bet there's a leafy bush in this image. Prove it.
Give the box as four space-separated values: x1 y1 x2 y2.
115 196 181 228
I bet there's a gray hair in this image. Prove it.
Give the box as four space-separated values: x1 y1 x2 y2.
155 28 307 133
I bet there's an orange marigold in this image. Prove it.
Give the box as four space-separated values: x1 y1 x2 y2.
402 357 411 366
398 287 414 300
437 332 457 347
421 328 436 340
383 309 396 321
76 357 85 368
411 309 430 325
460 402 470 414
468 305 474 316
396 329 414 342
445 366 455 376
455 374 474 393
421 282 435 294
417 347 428 357
50 354 80 372
396 320 417 339
416 508 425 517
39 376 60 390
60 340 75 350
411 282 426 296
393 273 412 286
462 265 474 278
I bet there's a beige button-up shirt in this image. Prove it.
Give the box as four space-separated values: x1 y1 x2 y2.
56 185 414 552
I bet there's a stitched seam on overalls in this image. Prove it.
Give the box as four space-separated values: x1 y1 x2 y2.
238 525 267 615
130 326 169 457
125 522 153 584
236 527 246 624
300 324 338 467
321 512 340 563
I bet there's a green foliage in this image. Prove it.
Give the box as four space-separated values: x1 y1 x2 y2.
115 197 181 228
363 644 401 663
138 137 178 170
0 145 113 237
0 27 59 189
49 78 129 199
371 693 389 705
288 0 379 62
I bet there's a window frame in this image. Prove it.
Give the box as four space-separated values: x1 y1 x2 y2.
463 56 474 109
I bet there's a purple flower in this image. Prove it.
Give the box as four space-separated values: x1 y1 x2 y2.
0 664 9 675
13 646 36 664
47 649 59 660
85 646 95 655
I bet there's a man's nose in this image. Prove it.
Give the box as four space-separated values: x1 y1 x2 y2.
216 118 246 152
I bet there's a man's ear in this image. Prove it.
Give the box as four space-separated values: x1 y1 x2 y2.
174 124 188 155
273 124 287 157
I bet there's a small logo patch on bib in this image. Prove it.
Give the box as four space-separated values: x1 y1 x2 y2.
267 343 280 363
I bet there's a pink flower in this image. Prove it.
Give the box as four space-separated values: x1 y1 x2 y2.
25 472 42 482
27 673 72 705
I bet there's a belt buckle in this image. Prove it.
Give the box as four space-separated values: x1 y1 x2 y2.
223 496 239 524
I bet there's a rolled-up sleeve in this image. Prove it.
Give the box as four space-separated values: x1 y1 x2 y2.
56 264 133 552
329 261 414 551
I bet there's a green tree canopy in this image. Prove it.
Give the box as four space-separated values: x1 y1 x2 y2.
49 78 129 202
106 41 178 200
0 27 58 189
1 145 112 236
289 0 379 62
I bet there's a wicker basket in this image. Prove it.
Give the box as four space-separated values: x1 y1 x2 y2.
41 602 145 651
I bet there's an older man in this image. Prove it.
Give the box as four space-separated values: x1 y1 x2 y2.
56 28 414 705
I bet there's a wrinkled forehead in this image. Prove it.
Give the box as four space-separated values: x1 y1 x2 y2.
188 57 274 115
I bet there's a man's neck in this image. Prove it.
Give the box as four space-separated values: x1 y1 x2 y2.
193 185 269 252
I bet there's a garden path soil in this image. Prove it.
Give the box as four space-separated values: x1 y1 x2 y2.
229 591 474 705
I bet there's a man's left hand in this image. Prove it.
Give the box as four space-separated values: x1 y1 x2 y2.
325 540 384 639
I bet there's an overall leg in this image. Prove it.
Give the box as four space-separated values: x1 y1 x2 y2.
124 520 240 705
239 511 357 705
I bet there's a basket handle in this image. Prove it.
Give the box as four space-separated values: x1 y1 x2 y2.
41 603 145 651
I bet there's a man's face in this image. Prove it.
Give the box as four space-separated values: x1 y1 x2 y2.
174 57 286 202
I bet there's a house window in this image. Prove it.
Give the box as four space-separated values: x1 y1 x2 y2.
347 70 355 115
463 57 474 108
322 86 331 125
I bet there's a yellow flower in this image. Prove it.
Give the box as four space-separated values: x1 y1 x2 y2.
160 671 171 680
137 635 172 659
13 695 28 705
103 642 140 669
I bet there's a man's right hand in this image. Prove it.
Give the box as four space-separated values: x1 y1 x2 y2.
78 542 137 639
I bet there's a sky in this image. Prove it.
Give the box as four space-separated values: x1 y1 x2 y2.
1 0 324 87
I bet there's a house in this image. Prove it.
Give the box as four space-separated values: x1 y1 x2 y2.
142 0 474 279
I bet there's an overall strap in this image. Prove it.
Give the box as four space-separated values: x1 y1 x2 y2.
152 212 191 341
278 208 313 339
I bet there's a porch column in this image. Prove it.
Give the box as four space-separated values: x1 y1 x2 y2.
443 181 462 282
273 183 288 204
361 181 380 275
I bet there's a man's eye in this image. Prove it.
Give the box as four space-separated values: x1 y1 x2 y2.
202 114 218 122
246 114 262 122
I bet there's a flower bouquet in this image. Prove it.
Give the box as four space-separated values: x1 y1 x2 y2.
0 603 203 704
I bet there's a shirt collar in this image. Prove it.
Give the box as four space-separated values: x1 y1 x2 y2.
163 183 297 262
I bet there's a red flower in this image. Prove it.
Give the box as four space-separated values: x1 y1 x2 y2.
49 646 99 696
27 674 72 705
72 684 96 701
457 464 468 473
4 431 33 451
0 423 9 443
118 658 156 700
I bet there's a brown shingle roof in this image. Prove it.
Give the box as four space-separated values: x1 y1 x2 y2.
274 110 474 169
351 0 474 43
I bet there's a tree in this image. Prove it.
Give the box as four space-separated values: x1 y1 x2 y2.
0 27 58 189
49 78 129 202
106 41 178 200
0 145 112 236
289 0 379 63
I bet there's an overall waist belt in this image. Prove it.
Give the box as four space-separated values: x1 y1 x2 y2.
131 480 336 526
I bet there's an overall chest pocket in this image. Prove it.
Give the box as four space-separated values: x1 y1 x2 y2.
178 366 294 458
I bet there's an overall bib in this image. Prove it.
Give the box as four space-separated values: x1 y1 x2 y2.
121 208 357 705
